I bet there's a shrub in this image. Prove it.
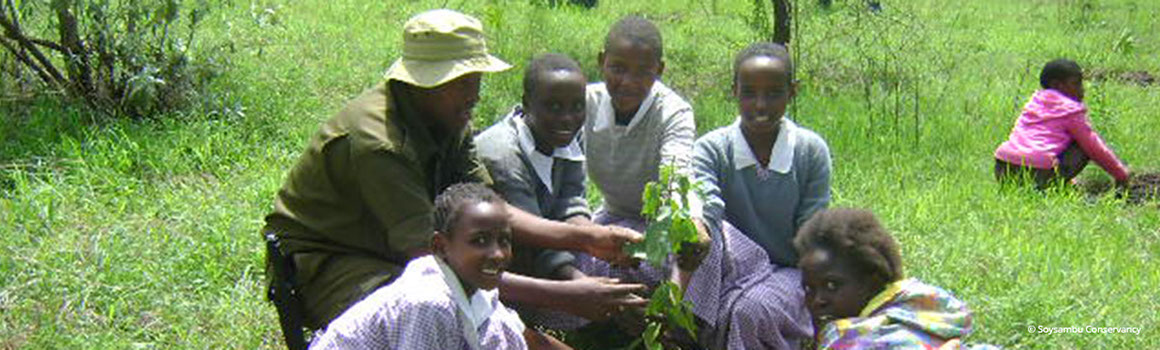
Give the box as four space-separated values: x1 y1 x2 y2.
0 0 227 118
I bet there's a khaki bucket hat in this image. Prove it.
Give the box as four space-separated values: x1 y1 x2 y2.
384 9 511 88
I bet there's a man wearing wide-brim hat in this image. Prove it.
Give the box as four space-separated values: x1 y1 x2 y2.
262 9 647 333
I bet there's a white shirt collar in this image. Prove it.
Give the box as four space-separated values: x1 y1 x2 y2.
513 109 584 193
592 83 660 132
434 256 496 336
730 117 797 174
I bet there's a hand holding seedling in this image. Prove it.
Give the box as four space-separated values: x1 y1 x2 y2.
676 218 711 271
624 166 708 267
621 164 705 349
583 224 644 266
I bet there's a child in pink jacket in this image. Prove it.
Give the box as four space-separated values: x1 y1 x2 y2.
994 59 1131 190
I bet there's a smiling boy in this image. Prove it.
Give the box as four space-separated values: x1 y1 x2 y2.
582 15 696 231
476 53 592 283
475 53 651 328
571 15 702 296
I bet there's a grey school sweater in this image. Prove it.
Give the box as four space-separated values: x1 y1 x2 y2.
475 107 588 277
582 81 696 219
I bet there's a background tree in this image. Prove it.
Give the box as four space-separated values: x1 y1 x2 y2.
771 0 790 45
0 0 225 118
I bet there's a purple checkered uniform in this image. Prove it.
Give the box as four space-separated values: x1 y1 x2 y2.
309 255 527 350
569 213 812 349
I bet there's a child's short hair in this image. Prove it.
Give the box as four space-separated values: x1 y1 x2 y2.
794 209 903 283
522 53 583 99
604 15 664 61
733 42 794 84
434 182 503 235
1039 59 1082 89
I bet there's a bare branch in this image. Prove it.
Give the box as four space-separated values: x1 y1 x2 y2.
29 37 65 52
0 10 67 86
0 36 56 85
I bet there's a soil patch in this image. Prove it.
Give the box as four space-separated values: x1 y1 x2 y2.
1080 172 1160 204
1088 68 1155 87
1118 71 1156 86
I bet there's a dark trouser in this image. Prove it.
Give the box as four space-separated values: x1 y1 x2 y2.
994 143 1090 190
264 229 402 330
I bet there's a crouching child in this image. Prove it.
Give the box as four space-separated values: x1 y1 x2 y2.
310 183 545 349
795 209 996 350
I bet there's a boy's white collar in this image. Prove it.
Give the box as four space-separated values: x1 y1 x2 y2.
513 111 584 161
592 82 660 132
731 117 796 174
513 110 583 193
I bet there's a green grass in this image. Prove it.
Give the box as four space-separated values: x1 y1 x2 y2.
2 0 1157 348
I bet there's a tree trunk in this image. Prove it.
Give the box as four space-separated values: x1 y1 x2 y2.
771 0 791 45
53 0 94 97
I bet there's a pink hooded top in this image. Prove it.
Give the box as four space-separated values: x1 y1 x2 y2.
994 89 1129 182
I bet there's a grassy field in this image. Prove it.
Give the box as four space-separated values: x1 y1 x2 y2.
2 0 1158 348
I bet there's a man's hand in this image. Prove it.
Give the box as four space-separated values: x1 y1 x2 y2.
583 225 643 266
552 277 648 322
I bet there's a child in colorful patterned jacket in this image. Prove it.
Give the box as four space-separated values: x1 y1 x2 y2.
794 208 997 350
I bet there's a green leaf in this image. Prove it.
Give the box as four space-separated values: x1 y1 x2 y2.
677 175 692 207
623 239 648 260
644 282 699 343
641 182 661 218
668 212 698 253
670 299 698 341
644 215 671 267
634 164 700 344
643 322 663 350
645 282 671 316
626 206 674 266
659 164 674 186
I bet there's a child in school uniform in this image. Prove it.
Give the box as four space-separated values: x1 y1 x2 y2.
308 183 532 350
567 15 715 339
479 26 795 350
567 15 829 349
581 15 698 234
545 14 692 310
569 14 710 309
476 53 650 329
994 58 1132 190
795 208 994 350
476 53 595 283
692 42 830 348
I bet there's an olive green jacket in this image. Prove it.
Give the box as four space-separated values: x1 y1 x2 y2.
265 81 492 265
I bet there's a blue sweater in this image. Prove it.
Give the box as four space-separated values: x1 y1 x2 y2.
693 118 831 267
